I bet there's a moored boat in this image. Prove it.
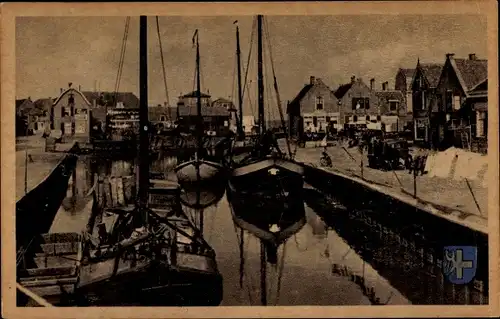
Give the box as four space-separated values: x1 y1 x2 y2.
226 16 305 264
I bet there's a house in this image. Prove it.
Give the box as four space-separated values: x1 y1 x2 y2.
334 76 379 130
15 97 35 136
410 60 444 148
394 68 416 115
212 97 238 133
177 91 212 108
177 105 230 136
287 76 340 138
435 53 488 152
32 98 53 135
149 104 177 130
82 91 140 110
375 83 407 132
51 84 92 139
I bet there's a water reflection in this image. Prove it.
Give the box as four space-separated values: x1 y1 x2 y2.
303 187 487 305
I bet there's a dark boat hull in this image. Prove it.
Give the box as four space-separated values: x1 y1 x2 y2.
226 157 305 245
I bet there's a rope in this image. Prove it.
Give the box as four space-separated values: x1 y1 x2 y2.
113 17 130 104
242 17 257 119
155 17 170 111
274 241 287 305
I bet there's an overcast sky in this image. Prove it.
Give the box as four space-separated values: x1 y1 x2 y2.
16 15 486 118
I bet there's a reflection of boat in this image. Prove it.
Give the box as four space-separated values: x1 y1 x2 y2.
227 16 304 265
174 30 227 209
16 16 222 307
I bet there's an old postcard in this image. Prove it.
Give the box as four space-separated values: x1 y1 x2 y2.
1 1 498 318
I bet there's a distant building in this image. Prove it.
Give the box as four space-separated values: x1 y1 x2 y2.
394 68 416 115
435 53 488 152
374 83 407 132
334 76 379 130
177 91 212 108
51 84 92 139
32 98 53 135
177 105 230 136
15 97 36 136
287 76 340 138
149 104 177 128
410 61 444 147
212 97 238 133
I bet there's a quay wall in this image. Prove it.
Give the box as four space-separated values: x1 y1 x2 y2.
302 164 489 297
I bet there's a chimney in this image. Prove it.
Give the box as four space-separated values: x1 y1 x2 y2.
78 85 81 91
351 75 356 83
60 88 63 94
382 82 388 91
310 76 315 85
370 78 375 91
446 53 455 59
469 53 477 60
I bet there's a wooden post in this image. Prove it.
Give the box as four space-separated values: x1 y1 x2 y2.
24 148 28 195
413 166 417 198
360 147 364 180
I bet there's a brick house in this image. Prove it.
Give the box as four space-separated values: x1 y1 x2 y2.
374 83 407 132
435 53 488 152
334 76 379 130
287 76 340 138
50 84 92 139
410 61 444 148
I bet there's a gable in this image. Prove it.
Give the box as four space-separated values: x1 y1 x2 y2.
53 88 92 107
452 58 488 92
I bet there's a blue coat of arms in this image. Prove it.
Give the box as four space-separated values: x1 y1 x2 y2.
442 246 477 285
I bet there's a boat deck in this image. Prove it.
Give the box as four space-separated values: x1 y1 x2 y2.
49 197 94 234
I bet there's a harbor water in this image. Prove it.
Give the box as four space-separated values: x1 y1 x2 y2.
57 153 487 306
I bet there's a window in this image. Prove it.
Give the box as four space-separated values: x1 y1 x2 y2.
476 110 487 137
316 96 324 111
414 119 428 141
445 91 453 111
68 94 75 105
453 95 461 110
389 101 399 111
353 115 358 122
352 97 370 110
345 116 350 124
421 91 426 110
61 107 66 118
326 116 330 122
376 115 381 121
365 116 370 121
160 116 166 121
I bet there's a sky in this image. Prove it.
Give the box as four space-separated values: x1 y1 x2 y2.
16 15 487 118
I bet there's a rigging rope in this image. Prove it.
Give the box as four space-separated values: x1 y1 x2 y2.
242 17 257 119
113 17 130 104
155 17 171 113
274 241 287 305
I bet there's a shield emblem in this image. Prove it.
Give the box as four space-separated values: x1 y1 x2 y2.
442 246 477 284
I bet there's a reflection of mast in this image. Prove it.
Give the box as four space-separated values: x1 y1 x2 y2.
239 228 244 288
260 241 267 305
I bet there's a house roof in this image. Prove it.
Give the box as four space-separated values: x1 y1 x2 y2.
399 68 416 79
82 91 140 109
53 88 93 106
178 105 229 117
452 58 488 92
148 106 177 121
212 97 233 104
419 63 443 88
180 91 211 98
334 83 354 99
16 99 28 108
34 98 53 111
375 90 404 101
289 84 314 106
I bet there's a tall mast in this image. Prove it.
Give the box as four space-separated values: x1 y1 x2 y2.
138 15 149 227
257 15 265 135
236 23 244 138
194 30 203 156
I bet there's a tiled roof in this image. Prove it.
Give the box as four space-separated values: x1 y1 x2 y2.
419 63 443 88
181 90 211 98
178 105 229 117
375 90 404 101
334 83 354 99
82 91 140 109
399 68 416 79
453 58 488 92
289 84 313 107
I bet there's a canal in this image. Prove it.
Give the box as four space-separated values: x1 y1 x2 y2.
59 152 486 306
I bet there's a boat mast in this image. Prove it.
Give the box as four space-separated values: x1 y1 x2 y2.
257 15 265 135
138 15 149 227
236 22 244 139
194 29 203 157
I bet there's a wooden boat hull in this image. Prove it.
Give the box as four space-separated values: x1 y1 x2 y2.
226 157 305 246
16 146 79 250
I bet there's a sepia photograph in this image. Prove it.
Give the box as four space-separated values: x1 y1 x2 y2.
2 1 498 318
